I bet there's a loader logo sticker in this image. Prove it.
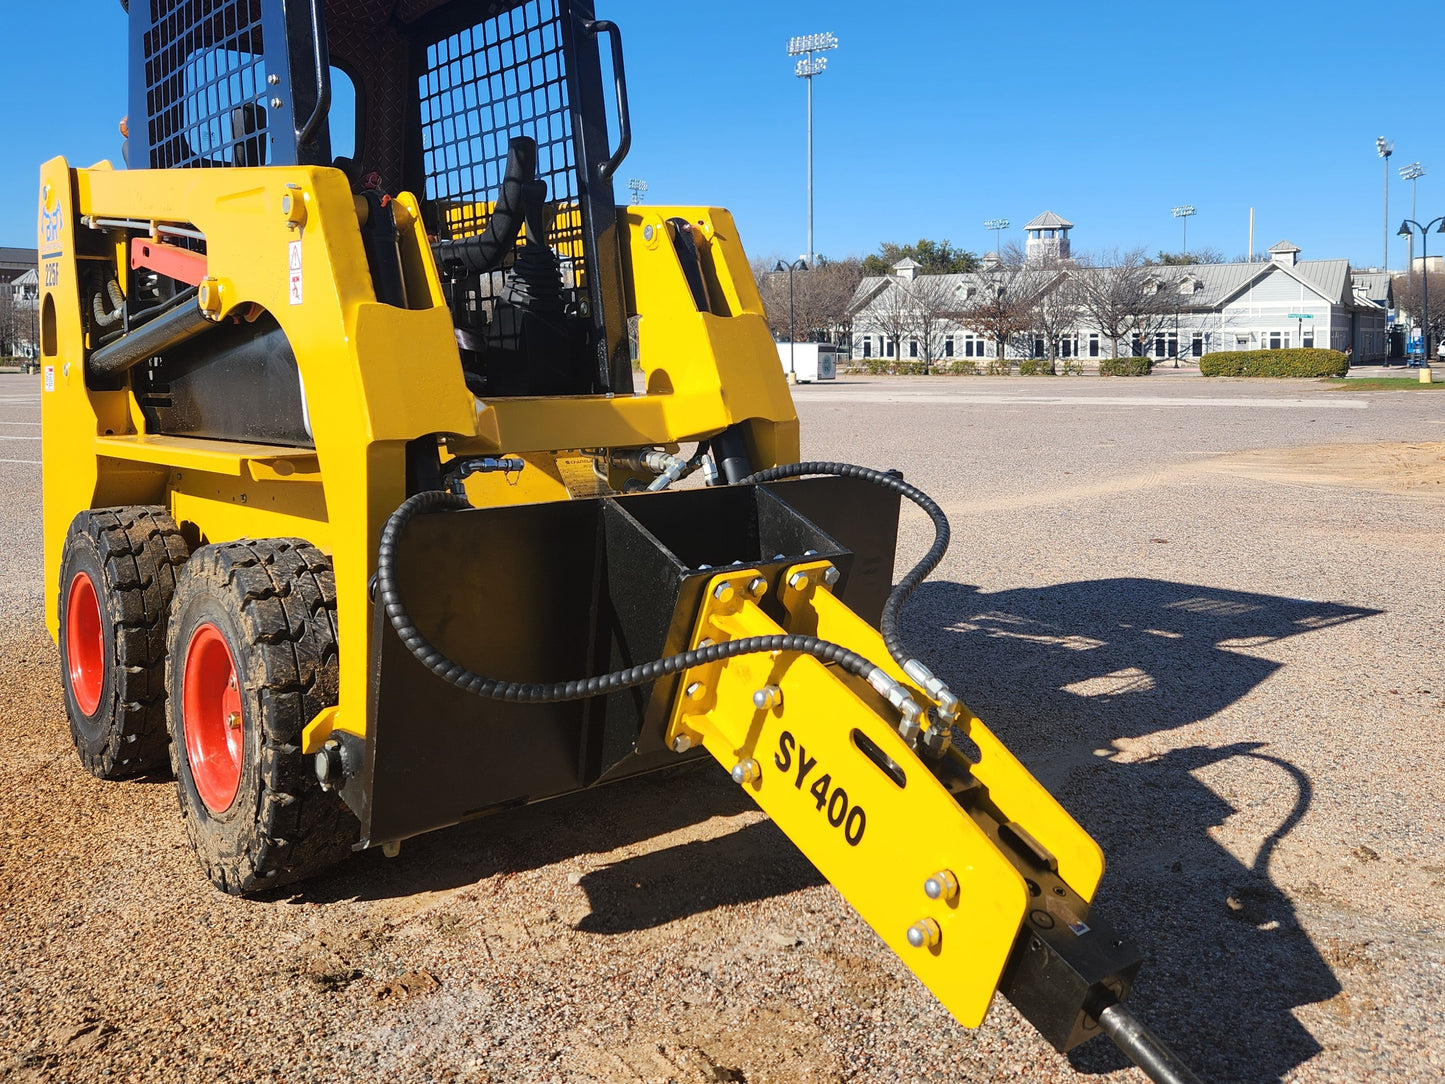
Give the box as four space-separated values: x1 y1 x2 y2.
288 240 303 305
774 730 867 846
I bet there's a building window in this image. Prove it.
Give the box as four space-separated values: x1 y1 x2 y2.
862 338 872 358
908 339 918 358
944 336 955 357
1268 331 1282 350
1303 331 1314 348
1032 338 1045 358
1089 334 1100 357
886 338 895 358
1191 333 1204 358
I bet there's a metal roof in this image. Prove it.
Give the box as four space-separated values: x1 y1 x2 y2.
1022 210 1073 231
0 247 37 269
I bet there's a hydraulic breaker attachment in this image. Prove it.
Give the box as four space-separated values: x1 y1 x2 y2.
666 560 1149 1045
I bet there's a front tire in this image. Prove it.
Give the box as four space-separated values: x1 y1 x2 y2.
58 507 188 778
165 538 358 894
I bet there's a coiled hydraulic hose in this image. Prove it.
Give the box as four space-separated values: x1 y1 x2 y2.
375 462 951 713
739 462 948 672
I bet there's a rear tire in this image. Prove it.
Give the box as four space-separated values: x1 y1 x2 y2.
58 507 188 778
165 538 359 894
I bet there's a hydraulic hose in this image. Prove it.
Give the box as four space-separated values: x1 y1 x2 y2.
375 490 913 707
739 461 949 673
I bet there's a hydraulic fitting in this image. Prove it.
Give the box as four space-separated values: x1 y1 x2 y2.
903 659 962 720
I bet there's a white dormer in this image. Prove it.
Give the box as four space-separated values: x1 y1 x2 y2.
892 257 921 282
1268 240 1301 267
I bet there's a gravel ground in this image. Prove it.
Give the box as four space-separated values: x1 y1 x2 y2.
2 371 1442 1084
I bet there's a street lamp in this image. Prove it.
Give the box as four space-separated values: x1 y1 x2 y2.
787 31 838 269
1397 216 1445 365
1171 205 1196 257
1399 163 1426 268
627 178 648 205
774 257 809 377
983 217 1009 256
1377 137 1394 270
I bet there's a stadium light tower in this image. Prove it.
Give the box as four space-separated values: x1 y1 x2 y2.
1171 205 1196 257
1377 137 1394 270
1399 162 1426 268
788 31 838 268
627 178 648 205
983 218 1009 256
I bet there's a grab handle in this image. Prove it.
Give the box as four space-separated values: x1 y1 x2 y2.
584 19 631 183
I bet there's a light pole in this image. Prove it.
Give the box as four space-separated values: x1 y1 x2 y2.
1397 216 1445 364
627 178 648 205
788 32 837 269
774 258 809 376
1171 205 1196 257
1377 137 1394 270
1399 163 1425 269
983 217 1009 257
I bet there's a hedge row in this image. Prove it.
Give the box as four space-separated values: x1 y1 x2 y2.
1199 348 1348 378
845 358 1094 376
1099 356 1153 376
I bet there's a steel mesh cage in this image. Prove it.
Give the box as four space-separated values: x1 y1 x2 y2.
418 0 588 293
140 0 271 169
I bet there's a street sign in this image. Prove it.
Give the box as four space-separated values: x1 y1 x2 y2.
1286 313 1313 319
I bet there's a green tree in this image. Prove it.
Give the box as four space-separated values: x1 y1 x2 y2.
863 239 979 277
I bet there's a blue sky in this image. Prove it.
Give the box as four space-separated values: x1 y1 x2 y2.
3 0 1442 270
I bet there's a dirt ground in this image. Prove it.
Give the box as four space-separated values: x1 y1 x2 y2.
3 377 1444 1084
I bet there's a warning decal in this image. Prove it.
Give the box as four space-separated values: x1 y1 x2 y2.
288 240 303 305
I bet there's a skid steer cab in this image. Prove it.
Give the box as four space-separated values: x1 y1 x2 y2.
35 1 1199 1080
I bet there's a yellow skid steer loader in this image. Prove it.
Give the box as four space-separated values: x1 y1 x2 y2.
37 2 1197 1079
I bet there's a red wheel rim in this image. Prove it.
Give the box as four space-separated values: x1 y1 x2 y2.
65 571 105 717
182 623 244 812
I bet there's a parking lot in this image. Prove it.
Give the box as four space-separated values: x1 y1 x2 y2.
2 371 1443 1083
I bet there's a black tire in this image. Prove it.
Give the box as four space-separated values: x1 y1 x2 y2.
58 507 188 778
165 538 359 894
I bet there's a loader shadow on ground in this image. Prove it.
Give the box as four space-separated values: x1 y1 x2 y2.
910 578 1376 1083
302 761 783 906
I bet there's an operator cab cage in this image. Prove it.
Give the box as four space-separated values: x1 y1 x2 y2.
126 0 633 396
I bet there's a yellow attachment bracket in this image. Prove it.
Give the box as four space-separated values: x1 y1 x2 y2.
666 564 1034 1027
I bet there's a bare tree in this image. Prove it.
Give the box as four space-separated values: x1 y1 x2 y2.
955 262 1034 362
0 292 31 359
754 257 866 346
1018 258 1078 371
1072 248 1178 359
906 275 961 372
1390 273 1445 353
854 277 916 368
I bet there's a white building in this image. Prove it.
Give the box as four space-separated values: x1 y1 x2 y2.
848 218 1390 364
0 249 39 361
